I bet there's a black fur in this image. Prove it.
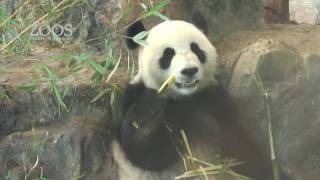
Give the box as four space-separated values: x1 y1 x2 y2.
191 11 208 35
116 82 180 170
190 42 207 64
159 48 175 69
116 82 274 179
121 82 146 113
126 20 146 49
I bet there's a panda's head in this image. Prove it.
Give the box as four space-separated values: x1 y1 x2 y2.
127 13 217 98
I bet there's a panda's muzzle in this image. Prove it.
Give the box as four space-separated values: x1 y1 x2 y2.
175 79 199 89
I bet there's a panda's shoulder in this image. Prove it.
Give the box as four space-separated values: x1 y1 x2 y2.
122 81 147 113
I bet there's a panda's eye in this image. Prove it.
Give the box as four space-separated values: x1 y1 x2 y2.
190 42 206 64
159 48 175 69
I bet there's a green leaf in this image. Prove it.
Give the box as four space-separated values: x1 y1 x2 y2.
16 83 37 92
91 71 103 84
51 81 67 109
36 62 67 110
90 88 111 103
62 83 71 98
133 31 148 47
37 62 59 80
153 12 170 21
142 0 172 18
106 56 116 70
87 60 105 74
79 53 90 61
78 54 105 74
106 53 121 83
52 53 73 61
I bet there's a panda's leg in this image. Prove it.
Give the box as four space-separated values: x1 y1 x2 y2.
112 140 154 180
115 83 179 171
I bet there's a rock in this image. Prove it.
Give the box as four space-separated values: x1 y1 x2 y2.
289 0 320 24
0 85 114 136
187 0 264 42
228 39 320 180
0 118 118 179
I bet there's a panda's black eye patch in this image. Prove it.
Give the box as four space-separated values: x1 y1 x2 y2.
159 48 175 69
190 42 206 64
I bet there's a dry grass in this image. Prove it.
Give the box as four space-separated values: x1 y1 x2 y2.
175 130 251 180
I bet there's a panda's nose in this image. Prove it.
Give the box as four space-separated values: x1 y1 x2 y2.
181 67 198 77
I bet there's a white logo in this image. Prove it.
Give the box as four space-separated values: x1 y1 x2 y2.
31 24 73 41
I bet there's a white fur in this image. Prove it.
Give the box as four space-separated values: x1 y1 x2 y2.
134 20 218 98
112 137 219 180
112 141 181 180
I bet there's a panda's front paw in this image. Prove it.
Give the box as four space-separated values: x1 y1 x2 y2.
118 87 178 170
125 88 167 129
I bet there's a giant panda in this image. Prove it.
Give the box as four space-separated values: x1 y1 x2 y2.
111 12 273 180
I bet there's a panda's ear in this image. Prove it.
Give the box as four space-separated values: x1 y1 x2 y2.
191 11 208 35
126 20 146 49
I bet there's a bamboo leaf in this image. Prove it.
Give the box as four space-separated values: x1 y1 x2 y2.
142 0 172 18
106 50 122 83
51 81 67 109
139 3 147 11
78 54 105 74
90 89 111 103
16 83 37 92
133 31 148 47
153 12 170 21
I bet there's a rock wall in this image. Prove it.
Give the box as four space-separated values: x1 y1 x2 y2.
1 0 320 180
226 37 320 180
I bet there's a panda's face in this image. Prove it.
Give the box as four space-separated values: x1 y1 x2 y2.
135 21 217 98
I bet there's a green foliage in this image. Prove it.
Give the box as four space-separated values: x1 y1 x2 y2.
35 62 68 110
141 0 172 19
77 53 106 84
0 0 87 55
16 82 37 93
79 54 104 74
131 0 172 47
105 38 116 70
133 31 149 47
0 6 33 55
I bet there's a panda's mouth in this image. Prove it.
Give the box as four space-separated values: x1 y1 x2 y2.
175 79 199 89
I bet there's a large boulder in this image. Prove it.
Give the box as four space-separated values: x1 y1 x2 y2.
228 39 320 180
0 118 117 179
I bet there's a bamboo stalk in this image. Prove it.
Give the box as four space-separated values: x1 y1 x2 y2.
264 92 280 180
253 72 281 180
157 75 175 95
181 130 195 167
